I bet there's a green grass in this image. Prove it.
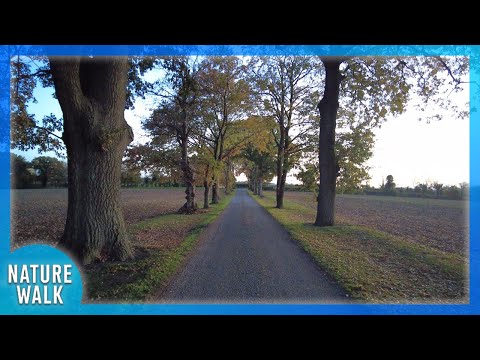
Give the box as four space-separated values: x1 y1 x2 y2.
84 192 235 302
251 191 467 303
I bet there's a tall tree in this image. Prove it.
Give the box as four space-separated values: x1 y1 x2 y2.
12 56 135 263
191 142 216 209
189 113 221 209
144 56 200 213
220 117 261 194
250 56 321 208
315 55 468 226
196 56 251 204
316 58 342 225
240 116 277 197
192 114 259 207
49 57 134 263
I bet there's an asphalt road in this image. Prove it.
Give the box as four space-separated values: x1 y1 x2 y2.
162 189 351 303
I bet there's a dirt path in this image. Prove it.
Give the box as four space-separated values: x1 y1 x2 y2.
160 189 351 303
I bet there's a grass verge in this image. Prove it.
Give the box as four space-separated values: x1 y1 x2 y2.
84 192 235 302
251 191 467 303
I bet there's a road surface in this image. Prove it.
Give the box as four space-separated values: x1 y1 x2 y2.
161 189 351 303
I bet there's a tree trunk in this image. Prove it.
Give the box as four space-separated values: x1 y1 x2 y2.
178 160 197 214
276 127 285 208
258 177 263 197
180 181 196 213
203 165 210 209
225 160 230 195
203 182 210 209
178 140 197 214
277 170 287 208
315 58 342 226
277 149 290 207
41 175 47 188
225 174 229 194
50 56 133 264
211 179 219 204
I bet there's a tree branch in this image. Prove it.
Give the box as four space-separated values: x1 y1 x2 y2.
435 56 468 88
35 126 64 142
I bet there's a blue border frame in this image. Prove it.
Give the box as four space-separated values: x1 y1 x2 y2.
0 45 478 315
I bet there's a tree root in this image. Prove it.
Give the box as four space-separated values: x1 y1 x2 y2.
177 203 198 215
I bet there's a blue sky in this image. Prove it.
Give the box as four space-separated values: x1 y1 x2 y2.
12 74 470 188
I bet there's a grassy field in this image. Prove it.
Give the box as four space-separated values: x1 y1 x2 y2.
252 190 468 303
11 188 234 302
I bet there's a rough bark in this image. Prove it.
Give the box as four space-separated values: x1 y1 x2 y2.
258 177 264 197
50 56 133 264
253 168 258 195
315 58 342 226
203 164 210 209
211 180 219 204
275 154 289 208
277 147 290 208
224 158 231 195
178 160 197 214
203 182 210 209
275 126 285 208
225 171 229 194
178 139 197 214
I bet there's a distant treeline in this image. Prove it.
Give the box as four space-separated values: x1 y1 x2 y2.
259 181 469 200
123 179 470 201
121 173 230 191
362 185 468 200
13 151 469 202
286 173 469 201
11 154 67 189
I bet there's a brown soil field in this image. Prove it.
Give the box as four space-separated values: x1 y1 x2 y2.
283 191 468 257
11 188 186 248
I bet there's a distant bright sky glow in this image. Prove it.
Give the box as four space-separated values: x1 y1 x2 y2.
367 109 469 187
12 62 470 189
